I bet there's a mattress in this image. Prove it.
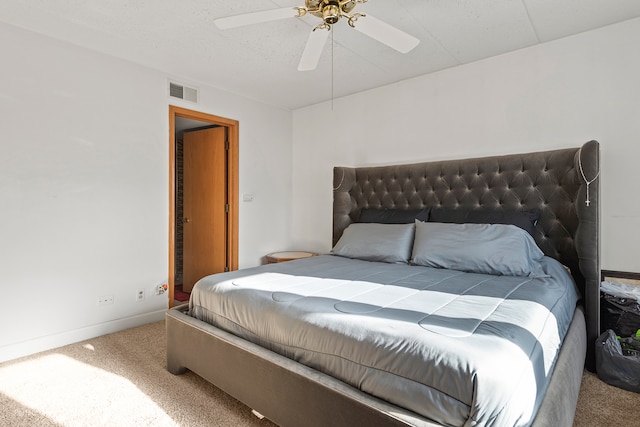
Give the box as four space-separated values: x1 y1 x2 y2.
189 254 579 427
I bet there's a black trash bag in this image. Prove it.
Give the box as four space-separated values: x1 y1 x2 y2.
595 329 640 393
601 292 640 337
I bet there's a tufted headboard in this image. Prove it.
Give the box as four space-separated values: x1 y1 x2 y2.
333 140 600 368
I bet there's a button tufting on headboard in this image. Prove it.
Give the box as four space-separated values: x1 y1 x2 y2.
333 140 600 370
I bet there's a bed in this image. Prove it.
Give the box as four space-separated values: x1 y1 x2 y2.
166 141 600 426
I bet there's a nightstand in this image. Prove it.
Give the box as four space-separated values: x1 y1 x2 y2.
265 251 317 264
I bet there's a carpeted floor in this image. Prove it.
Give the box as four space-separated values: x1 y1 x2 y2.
0 321 276 427
573 368 638 426
0 321 636 426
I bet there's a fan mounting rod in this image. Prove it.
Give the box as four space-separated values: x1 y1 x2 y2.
297 0 368 30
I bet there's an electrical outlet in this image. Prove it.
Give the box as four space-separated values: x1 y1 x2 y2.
98 295 114 306
156 283 168 295
136 289 145 301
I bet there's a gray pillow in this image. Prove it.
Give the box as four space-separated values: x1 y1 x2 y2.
411 221 546 277
331 223 415 264
428 208 540 237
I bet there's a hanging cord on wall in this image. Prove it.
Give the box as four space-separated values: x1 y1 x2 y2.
578 147 600 207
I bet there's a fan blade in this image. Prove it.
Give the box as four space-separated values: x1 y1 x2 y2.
353 15 419 53
298 28 330 71
214 7 298 30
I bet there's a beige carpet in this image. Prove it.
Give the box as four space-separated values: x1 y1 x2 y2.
0 321 636 427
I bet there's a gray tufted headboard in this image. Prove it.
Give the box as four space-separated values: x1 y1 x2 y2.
333 140 600 369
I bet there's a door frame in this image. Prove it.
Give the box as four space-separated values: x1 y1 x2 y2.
168 105 239 307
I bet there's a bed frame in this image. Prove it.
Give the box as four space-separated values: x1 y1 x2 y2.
167 141 600 426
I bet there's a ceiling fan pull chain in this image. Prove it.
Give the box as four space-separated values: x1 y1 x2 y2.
331 26 335 110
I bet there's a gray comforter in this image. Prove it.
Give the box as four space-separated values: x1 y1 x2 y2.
189 255 579 427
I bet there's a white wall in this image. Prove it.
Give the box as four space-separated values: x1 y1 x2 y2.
292 17 640 273
0 23 292 362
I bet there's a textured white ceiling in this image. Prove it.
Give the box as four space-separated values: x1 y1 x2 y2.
3 0 640 109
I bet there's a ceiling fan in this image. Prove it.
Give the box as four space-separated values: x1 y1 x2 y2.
214 0 420 71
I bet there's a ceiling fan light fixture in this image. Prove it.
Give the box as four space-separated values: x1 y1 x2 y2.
306 0 323 10
322 2 341 25
216 0 419 72
342 1 358 14
305 0 366 26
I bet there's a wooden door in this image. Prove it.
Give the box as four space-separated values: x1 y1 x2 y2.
182 127 227 291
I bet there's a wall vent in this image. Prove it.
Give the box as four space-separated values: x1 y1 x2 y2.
169 81 198 103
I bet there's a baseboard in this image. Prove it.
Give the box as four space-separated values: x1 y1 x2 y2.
602 270 640 287
0 309 167 364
